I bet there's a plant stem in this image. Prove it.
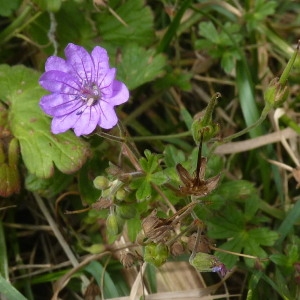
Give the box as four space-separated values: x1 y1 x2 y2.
210 104 271 155
0 5 41 45
131 131 191 141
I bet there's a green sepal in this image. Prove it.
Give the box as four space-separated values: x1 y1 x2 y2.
264 42 299 108
189 252 222 272
191 92 221 143
106 213 119 236
144 243 169 267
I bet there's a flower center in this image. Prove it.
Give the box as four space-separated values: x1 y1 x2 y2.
80 82 100 107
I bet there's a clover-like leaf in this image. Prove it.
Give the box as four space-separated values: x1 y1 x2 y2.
97 0 155 47
164 145 185 168
0 65 90 178
132 178 151 201
208 206 278 268
130 150 165 201
116 44 166 90
139 150 161 174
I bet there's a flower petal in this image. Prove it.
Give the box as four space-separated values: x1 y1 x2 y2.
39 71 80 93
98 68 116 97
51 115 78 134
98 102 118 129
65 43 94 83
40 93 82 117
45 56 69 72
73 106 100 136
91 46 110 80
39 43 130 135
107 80 129 105
51 106 101 136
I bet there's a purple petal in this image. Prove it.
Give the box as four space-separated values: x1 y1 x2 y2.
107 80 129 105
39 71 80 93
39 43 130 136
65 43 95 83
51 106 101 136
98 68 116 97
45 56 69 72
98 102 118 129
91 46 110 80
51 115 78 134
73 106 100 135
40 93 82 117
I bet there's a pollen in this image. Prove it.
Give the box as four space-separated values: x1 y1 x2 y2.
80 82 100 107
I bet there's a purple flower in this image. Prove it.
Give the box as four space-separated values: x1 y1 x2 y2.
212 262 229 277
39 43 129 136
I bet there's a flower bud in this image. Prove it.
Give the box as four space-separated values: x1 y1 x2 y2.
189 252 228 276
93 176 110 190
191 92 221 143
264 41 299 109
144 243 169 267
115 188 127 201
106 213 119 236
83 244 105 254
264 78 289 109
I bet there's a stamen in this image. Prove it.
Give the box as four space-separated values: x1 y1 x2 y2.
79 82 101 107
87 98 96 107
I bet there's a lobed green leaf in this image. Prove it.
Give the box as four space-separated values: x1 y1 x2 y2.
0 65 90 178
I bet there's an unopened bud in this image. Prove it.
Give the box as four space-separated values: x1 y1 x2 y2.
191 92 221 143
116 188 127 201
93 176 110 190
83 244 105 254
264 78 289 108
189 252 228 276
106 213 119 236
264 41 299 109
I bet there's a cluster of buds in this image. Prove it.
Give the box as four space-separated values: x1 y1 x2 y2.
191 92 221 144
91 92 229 274
93 175 136 236
131 94 228 273
135 204 227 272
